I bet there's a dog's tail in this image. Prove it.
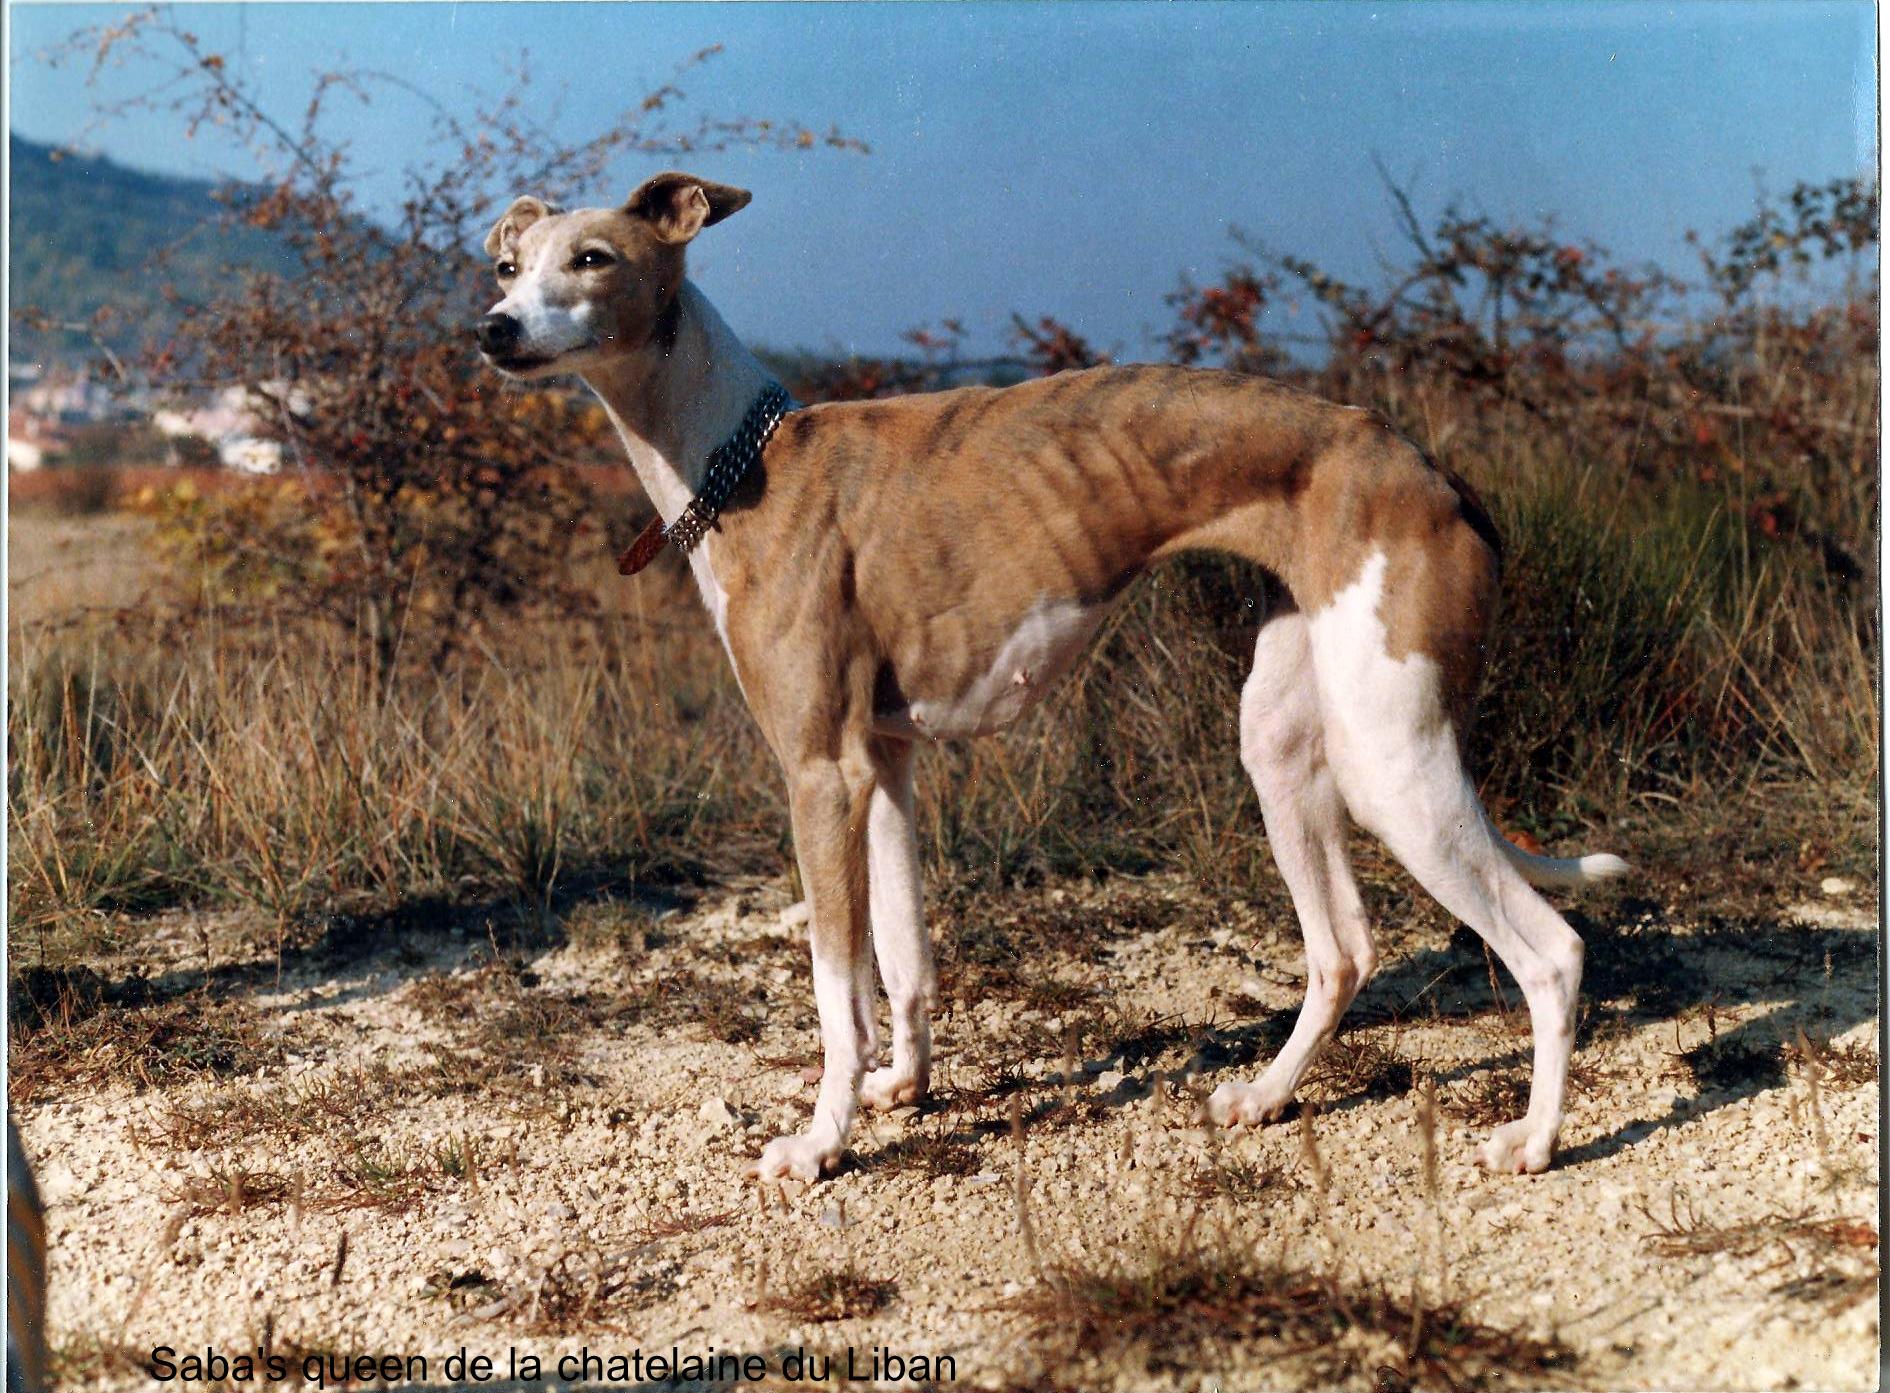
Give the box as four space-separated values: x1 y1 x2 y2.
1483 811 1630 889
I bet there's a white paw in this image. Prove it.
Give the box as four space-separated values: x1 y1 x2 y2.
859 1066 927 1112
1477 1119 1555 1175
1205 1079 1295 1128
749 1131 841 1182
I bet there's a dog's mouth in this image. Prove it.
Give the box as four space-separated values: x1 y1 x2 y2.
482 350 559 375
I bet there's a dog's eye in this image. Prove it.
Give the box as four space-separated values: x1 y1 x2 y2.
495 259 517 279
572 248 614 271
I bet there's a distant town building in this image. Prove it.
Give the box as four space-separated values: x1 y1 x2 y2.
6 365 141 471
4 369 310 475
6 407 68 471
150 383 306 474
10 366 138 427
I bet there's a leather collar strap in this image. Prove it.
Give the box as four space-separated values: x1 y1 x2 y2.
618 381 796 576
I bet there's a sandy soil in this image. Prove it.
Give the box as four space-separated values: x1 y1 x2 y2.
15 870 1880 1391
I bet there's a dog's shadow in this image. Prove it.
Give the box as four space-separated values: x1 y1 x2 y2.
11 868 1875 1182
5 862 693 1037
1234 898 1873 1166
862 894 1877 1175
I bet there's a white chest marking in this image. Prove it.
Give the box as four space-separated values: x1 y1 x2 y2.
902 597 1108 739
688 542 731 645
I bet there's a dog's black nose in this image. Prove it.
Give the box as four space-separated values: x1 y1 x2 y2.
475 313 522 356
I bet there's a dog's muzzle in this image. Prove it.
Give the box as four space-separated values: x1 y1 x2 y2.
475 313 523 358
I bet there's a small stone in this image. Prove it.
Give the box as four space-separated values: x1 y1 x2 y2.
965 1173 1003 1187
1096 1070 1127 1092
779 901 811 929
697 1096 737 1129
1821 876 1855 897
818 1204 846 1228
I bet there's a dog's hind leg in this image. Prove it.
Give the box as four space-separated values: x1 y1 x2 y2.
1207 609 1379 1129
1309 551 1584 1174
860 736 935 1110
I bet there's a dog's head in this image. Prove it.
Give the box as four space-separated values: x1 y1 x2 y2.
474 171 751 380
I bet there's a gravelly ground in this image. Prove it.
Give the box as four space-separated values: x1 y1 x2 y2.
15 870 1879 1391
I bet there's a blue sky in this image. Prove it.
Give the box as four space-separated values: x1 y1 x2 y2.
7 1 1878 358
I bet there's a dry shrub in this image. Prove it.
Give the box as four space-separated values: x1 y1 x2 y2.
26 10 865 688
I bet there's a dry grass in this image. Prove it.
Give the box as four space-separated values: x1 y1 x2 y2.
1681 1036 1788 1092
1304 1031 1416 1105
653 969 768 1045
1003 1093 1578 1389
1638 1190 1878 1262
1639 1188 1878 1314
1786 1033 1880 1090
1008 1233 1576 1389
862 1117 985 1179
8 981 279 1105
133 1062 420 1152
761 1267 899 1323
1186 1156 1284 1204
132 1062 518 1215
8 547 784 945
165 1164 297 1216
408 954 614 1072
1443 1070 1533 1129
521 1250 677 1332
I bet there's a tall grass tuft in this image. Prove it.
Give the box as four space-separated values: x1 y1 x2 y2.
8 574 786 948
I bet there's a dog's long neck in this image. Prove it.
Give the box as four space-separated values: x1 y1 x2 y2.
580 280 773 525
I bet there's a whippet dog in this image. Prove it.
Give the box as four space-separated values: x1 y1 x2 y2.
475 171 1627 1183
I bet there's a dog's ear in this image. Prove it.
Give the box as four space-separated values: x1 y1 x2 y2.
484 195 557 258
624 172 751 244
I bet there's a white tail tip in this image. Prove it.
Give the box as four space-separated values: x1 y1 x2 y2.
1489 820 1633 889
1578 853 1632 881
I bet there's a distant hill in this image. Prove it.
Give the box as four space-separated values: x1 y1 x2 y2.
8 133 290 366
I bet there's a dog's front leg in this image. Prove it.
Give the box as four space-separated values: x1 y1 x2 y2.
860 738 934 1111
753 753 875 1182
